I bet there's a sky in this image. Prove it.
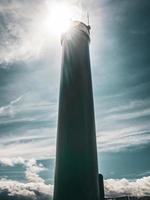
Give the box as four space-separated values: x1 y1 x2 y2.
0 0 150 199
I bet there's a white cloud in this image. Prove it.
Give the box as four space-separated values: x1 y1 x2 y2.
97 124 150 152
0 95 24 117
0 157 150 198
0 157 25 166
25 158 46 183
106 108 150 121
105 176 150 197
0 0 58 64
95 100 150 152
0 95 57 159
0 174 150 198
0 179 53 200
0 157 53 199
0 0 101 64
106 98 150 114
0 121 149 158
0 0 149 159
0 129 56 159
0 157 47 183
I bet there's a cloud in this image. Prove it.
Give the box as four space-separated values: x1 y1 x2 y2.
0 94 57 120
0 94 56 159
0 97 150 157
0 179 53 200
25 159 46 183
0 157 53 199
106 108 150 121
0 157 47 183
95 98 150 152
105 176 150 197
0 0 102 64
0 0 58 64
106 98 150 114
97 123 150 152
0 0 150 160
0 128 56 158
0 95 24 117
0 157 25 166
0 157 150 198
0 174 150 199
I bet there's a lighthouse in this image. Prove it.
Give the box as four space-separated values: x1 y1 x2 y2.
53 21 100 200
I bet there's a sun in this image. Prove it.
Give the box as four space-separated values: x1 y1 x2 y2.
49 3 73 34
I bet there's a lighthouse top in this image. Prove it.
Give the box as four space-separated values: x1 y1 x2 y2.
61 20 91 45
71 21 90 38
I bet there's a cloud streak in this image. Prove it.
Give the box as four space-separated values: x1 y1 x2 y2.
0 128 56 158
97 123 150 152
0 95 24 117
1 96 150 158
95 98 150 152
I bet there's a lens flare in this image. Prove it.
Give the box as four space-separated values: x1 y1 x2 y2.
49 3 72 34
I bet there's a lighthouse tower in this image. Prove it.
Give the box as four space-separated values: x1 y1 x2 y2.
53 21 100 200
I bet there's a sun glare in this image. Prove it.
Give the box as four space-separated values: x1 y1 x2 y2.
49 3 72 34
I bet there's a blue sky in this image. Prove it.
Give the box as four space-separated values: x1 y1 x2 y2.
0 0 150 199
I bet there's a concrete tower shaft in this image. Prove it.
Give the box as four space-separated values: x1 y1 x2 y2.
53 21 100 200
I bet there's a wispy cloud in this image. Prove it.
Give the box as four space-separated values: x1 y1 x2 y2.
0 130 56 158
0 0 103 64
0 0 60 64
0 0 150 161
97 123 150 152
106 108 150 121
106 98 150 114
0 95 24 117
0 94 57 159
95 98 150 152
1 123 149 158
0 96 150 158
